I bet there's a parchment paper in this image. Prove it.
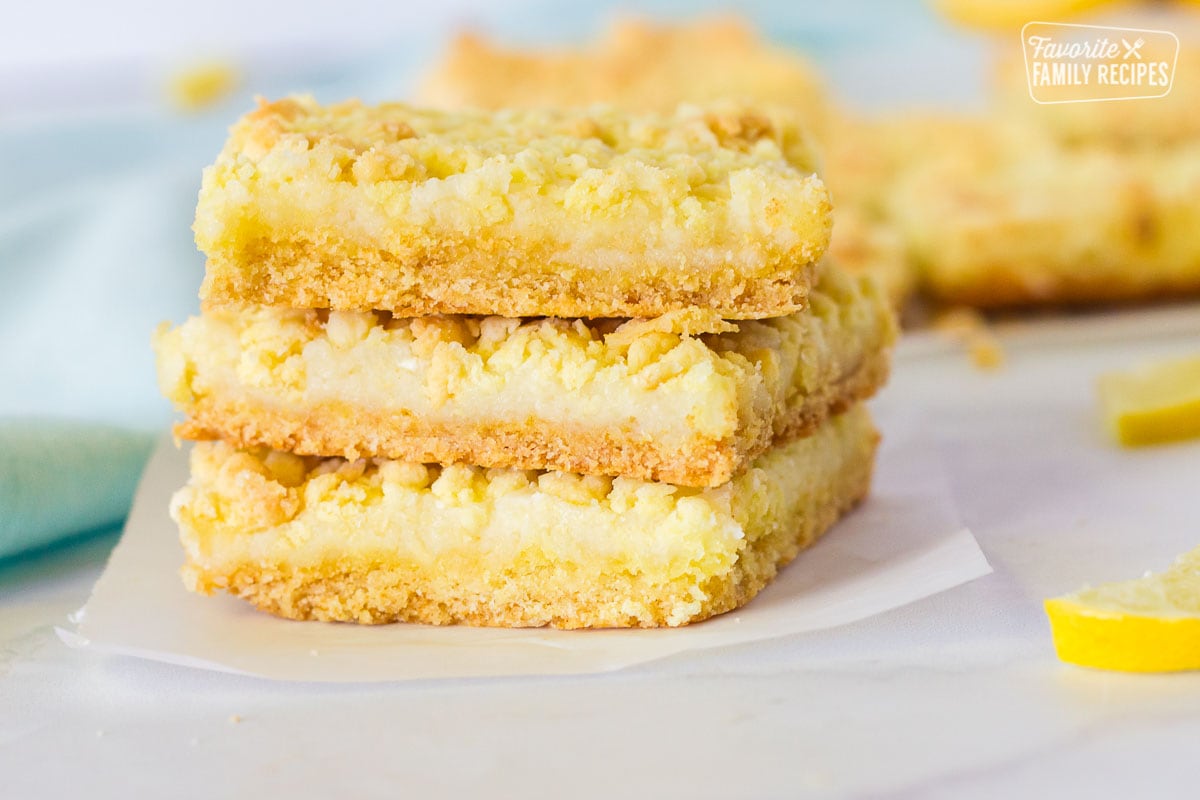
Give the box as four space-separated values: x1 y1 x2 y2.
61 419 990 682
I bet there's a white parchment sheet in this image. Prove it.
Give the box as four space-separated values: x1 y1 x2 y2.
61 415 990 682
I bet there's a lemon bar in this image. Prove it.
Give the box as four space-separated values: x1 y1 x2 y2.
825 207 912 310
172 406 878 628
417 17 829 138
156 266 894 487
890 132 1200 307
994 46 1200 148
195 96 832 319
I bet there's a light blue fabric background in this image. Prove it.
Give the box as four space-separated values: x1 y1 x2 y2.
0 0 979 560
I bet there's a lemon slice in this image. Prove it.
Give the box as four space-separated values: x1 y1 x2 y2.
1046 547 1200 672
933 0 1123 30
1098 356 1200 447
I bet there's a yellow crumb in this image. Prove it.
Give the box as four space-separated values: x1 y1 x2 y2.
968 337 1005 370
169 61 239 111
932 307 1005 370
932 307 986 337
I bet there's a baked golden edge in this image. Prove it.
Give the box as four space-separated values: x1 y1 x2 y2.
179 410 879 629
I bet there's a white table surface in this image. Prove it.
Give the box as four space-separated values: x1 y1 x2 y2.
3 317 1199 799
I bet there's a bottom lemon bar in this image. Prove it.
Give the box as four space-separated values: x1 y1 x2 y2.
172 406 878 629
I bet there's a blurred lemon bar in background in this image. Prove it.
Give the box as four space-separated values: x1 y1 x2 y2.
417 16 830 137
889 128 1200 308
994 48 1200 149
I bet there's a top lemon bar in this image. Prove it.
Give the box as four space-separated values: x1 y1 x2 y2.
195 96 832 319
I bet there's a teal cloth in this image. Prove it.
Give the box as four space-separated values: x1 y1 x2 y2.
0 421 155 559
0 48 368 562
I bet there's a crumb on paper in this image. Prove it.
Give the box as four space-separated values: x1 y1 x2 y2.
932 307 1005 370
168 61 239 111
229 714 242 724
968 337 1005 370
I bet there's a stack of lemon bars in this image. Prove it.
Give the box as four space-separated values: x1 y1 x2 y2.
154 96 896 628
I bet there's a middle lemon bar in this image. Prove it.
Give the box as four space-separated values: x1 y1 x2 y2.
156 266 894 488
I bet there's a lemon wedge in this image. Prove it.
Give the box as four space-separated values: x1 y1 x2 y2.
933 0 1124 30
1098 356 1200 447
1046 547 1200 672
